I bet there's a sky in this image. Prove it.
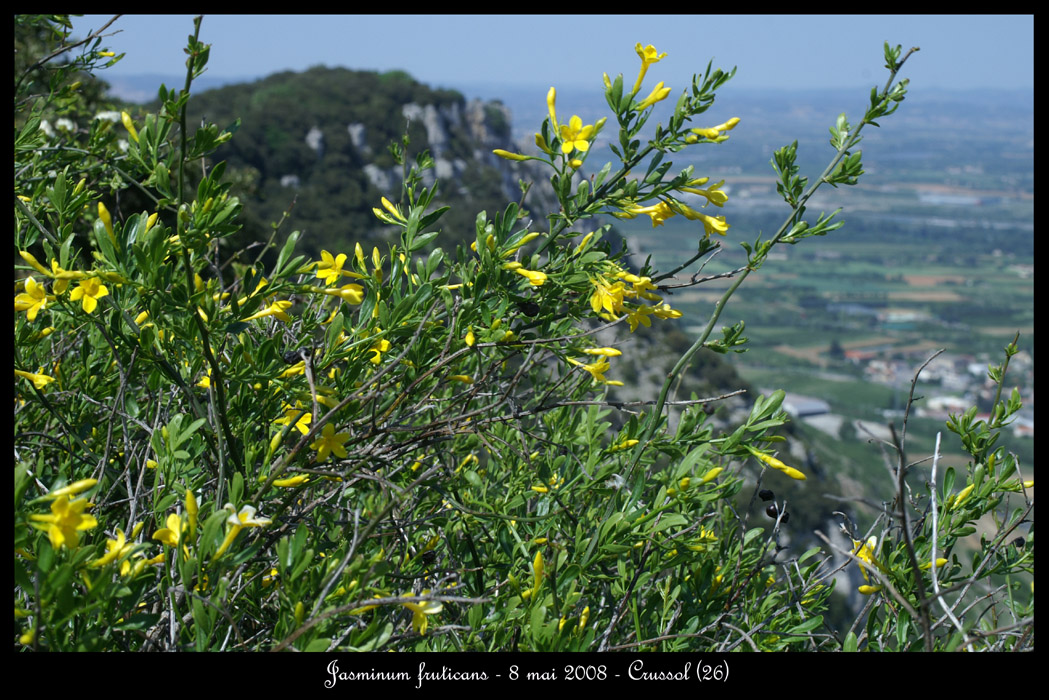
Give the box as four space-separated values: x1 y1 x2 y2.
69 14 1033 98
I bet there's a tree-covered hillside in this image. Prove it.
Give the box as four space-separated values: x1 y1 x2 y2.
162 66 543 258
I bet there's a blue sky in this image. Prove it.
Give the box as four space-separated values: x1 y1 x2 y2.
70 14 1032 97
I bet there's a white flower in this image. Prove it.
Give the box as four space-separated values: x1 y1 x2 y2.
94 111 121 123
39 120 55 138
55 118 75 132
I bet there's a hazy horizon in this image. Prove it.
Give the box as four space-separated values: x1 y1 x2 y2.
70 15 1033 101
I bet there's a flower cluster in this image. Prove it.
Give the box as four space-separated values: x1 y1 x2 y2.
588 263 682 332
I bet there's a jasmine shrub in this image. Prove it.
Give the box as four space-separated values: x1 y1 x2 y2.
14 15 1031 651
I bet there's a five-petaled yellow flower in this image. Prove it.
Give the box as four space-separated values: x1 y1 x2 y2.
633 43 667 94
315 250 350 286
15 276 53 321
310 422 350 462
559 116 595 154
70 277 109 313
29 494 98 550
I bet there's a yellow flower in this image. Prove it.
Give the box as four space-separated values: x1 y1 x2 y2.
668 200 730 237
448 374 473 384
546 87 558 129
369 336 392 364
243 299 293 323
568 356 611 383
279 361 305 378
315 250 350 286
28 494 98 550
310 422 350 462
464 328 476 347
262 568 280 588
69 277 109 313
90 529 136 572
690 117 741 141
636 81 672 110
14 276 53 321
213 504 272 558
402 592 443 635
625 304 656 332
578 606 590 631
152 513 184 548
15 369 55 391
121 111 139 143
851 536 885 583
559 116 595 154
651 303 683 320
317 284 365 304
680 179 729 207
633 43 667 95
274 403 312 435
590 277 626 314
615 200 675 227
515 268 547 287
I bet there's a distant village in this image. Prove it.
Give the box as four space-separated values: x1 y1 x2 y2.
781 345 1034 442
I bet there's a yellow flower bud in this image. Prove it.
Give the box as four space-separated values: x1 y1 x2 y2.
98 202 115 244
19 250 52 277
121 111 139 143
700 467 723 484
952 483 975 510
493 149 529 161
